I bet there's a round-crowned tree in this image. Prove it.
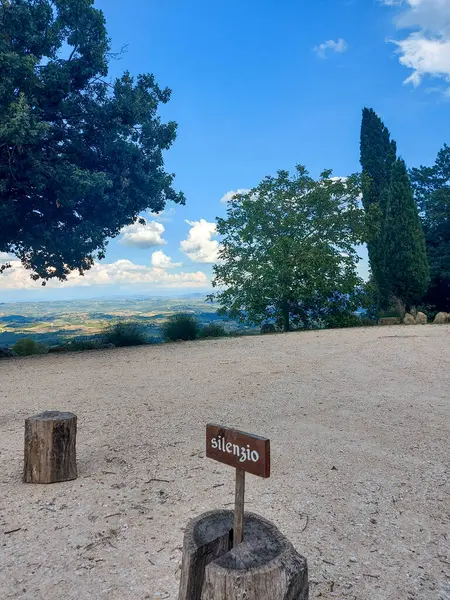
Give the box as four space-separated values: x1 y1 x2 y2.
0 0 184 283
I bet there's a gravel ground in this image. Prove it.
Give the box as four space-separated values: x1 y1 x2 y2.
0 325 449 600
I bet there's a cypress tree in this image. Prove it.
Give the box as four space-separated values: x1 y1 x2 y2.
385 159 429 310
360 108 397 308
410 144 450 311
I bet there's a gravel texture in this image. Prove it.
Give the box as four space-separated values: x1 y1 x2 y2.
0 325 449 600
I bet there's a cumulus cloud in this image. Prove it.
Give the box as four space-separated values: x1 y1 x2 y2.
0 257 207 290
385 0 450 92
180 219 219 263
220 189 251 204
313 38 348 58
119 220 166 248
151 250 182 269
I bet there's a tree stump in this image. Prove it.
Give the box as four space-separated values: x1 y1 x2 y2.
23 411 77 484
178 510 308 600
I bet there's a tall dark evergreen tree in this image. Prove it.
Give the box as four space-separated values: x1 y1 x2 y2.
385 159 429 310
360 108 397 308
0 0 184 283
410 144 450 311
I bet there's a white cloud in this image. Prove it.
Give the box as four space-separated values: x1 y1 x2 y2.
393 35 450 86
119 220 166 248
385 0 450 92
151 250 182 269
0 257 207 290
220 189 251 204
180 219 219 263
313 38 348 59
0 252 12 260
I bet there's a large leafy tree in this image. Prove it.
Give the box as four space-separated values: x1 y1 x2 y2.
360 107 397 308
0 0 184 283
210 166 366 332
410 145 450 311
384 158 429 310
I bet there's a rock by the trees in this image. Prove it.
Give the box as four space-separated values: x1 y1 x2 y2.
415 311 427 324
178 510 308 600
24 411 77 484
433 312 450 324
403 313 416 325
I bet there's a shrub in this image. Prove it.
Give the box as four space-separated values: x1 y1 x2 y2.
325 313 363 329
0 347 15 358
359 315 377 327
261 323 277 334
65 337 103 351
199 323 227 338
48 345 69 354
162 313 199 341
12 338 48 356
378 308 402 319
103 321 147 347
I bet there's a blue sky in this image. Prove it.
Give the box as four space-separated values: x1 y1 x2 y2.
2 0 450 301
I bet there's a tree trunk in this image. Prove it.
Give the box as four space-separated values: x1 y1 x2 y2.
24 411 77 484
393 296 406 320
178 510 308 600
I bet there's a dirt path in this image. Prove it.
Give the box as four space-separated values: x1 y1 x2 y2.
1 325 449 600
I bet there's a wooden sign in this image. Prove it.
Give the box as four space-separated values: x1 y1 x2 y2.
206 424 271 547
206 424 270 478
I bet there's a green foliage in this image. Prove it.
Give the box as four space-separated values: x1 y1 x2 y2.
378 308 403 319
324 313 363 329
385 159 429 309
199 322 227 338
360 108 397 308
103 321 147 347
359 315 377 327
410 144 450 311
0 0 184 283
12 338 48 356
260 323 277 334
65 337 102 351
359 278 378 319
162 313 199 341
211 166 366 332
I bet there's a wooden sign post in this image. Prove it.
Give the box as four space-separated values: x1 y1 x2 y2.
206 424 270 547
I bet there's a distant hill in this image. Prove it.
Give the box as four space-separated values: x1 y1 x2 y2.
0 295 249 347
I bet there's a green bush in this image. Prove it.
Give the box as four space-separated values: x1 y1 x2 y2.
199 323 227 338
378 308 402 319
162 313 199 341
65 337 103 351
359 315 377 327
325 313 363 329
103 321 147 347
12 338 48 356
261 323 277 334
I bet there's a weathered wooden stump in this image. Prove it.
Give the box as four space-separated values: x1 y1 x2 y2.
23 411 77 484
178 510 308 600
